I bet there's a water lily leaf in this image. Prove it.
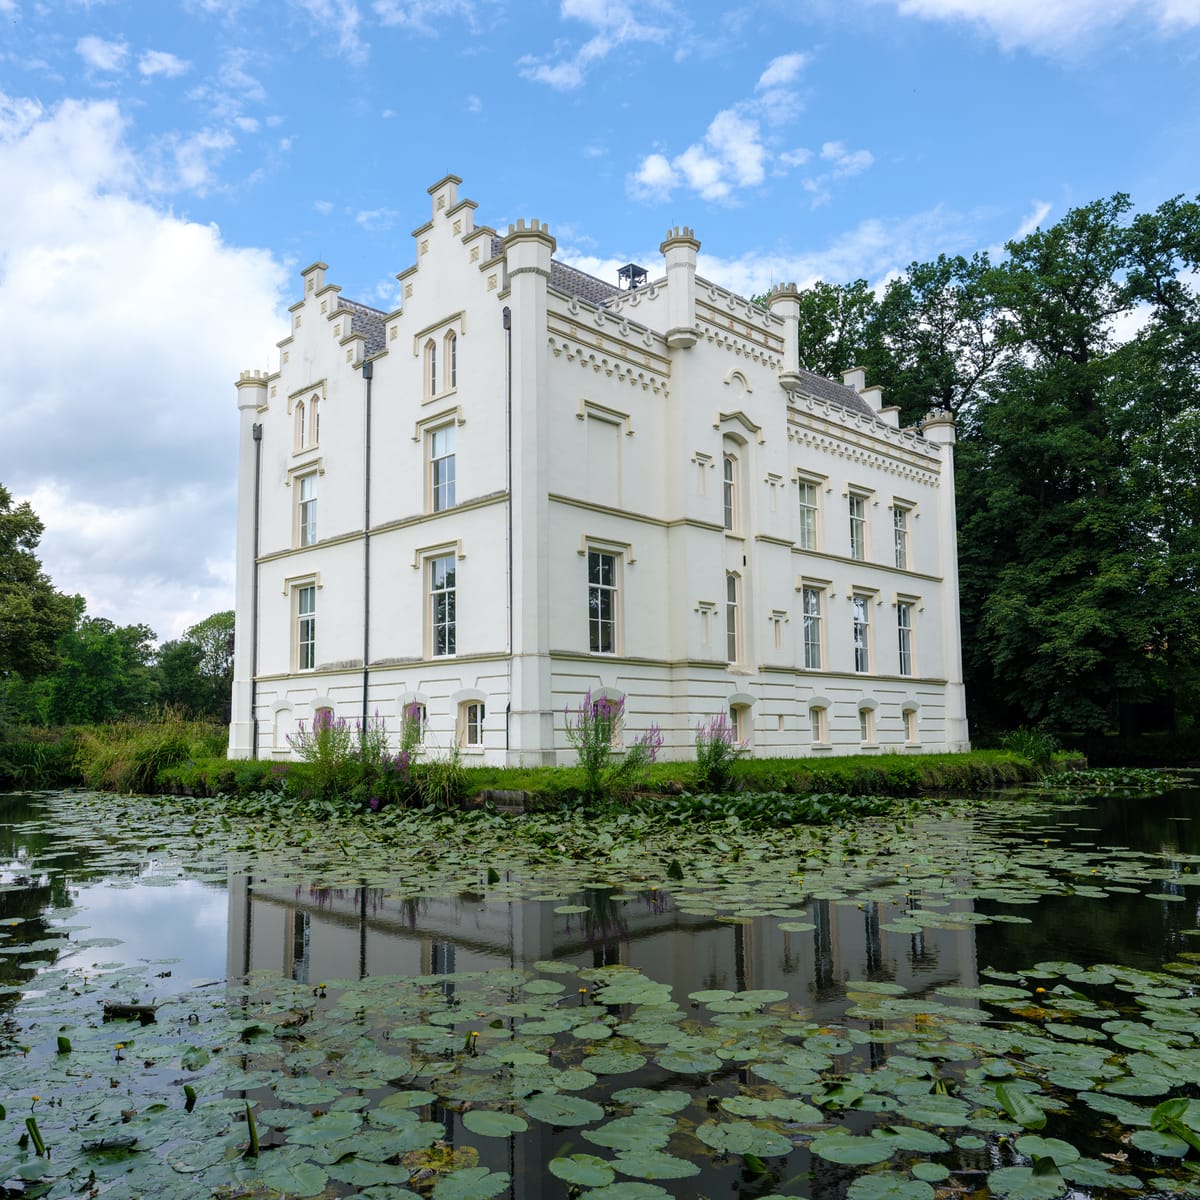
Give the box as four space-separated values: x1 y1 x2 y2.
885 1127 951 1153
258 1161 330 1197
912 1163 950 1182
695 1120 793 1157
549 1154 617 1187
656 1047 722 1073
987 1163 1065 1200
180 1045 210 1071
612 1150 701 1179
612 1088 692 1114
326 1159 413 1187
587 1051 648 1075
846 1175 935 1200
166 1139 230 1174
1015 1136 1081 1165
897 1094 973 1126
584 1115 675 1152
809 1131 897 1165
995 1083 1047 1130
431 1166 512 1199
524 1092 605 1127
579 1184 672 1200
1130 1129 1190 1157
380 1090 438 1110
462 1109 528 1138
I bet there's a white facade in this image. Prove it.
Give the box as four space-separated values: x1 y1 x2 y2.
229 175 969 766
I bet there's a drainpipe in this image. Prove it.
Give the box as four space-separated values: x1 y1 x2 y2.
250 421 263 759
503 306 512 751
361 358 374 737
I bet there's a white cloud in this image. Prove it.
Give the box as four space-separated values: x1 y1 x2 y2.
76 35 128 72
0 94 288 636
519 0 671 89
355 206 399 230
882 0 1200 52
147 127 237 193
559 204 975 302
234 115 259 132
628 53 824 204
465 93 482 112
138 49 191 78
820 140 874 177
986 199 1052 257
373 0 479 33
0 0 18 15
291 0 369 62
756 51 809 89
313 198 334 214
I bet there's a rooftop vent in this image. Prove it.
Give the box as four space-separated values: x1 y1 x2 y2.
618 263 647 290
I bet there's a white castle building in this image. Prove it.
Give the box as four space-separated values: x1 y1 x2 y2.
229 175 969 765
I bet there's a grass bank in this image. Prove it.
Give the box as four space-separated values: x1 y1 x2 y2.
1 717 1079 805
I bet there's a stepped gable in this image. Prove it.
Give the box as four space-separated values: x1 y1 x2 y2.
338 298 387 357
795 367 876 420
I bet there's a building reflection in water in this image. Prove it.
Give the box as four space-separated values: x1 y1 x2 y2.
226 876 979 1200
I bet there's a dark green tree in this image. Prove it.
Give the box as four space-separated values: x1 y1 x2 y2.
46 616 157 724
0 485 75 694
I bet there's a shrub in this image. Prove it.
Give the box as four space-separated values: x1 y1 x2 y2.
74 710 216 794
287 710 357 800
1000 727 1061 772
564 691 662 805
694 712 746 792
417 746 468 809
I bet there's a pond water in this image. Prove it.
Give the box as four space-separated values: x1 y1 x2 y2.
1 779 1199 1200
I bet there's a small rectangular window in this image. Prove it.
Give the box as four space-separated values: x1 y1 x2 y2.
802 586 822 670
809 705 826 743
797 480 819 551
723 455 737 531
459 700 484 748
848 493 867 561
296 583 316 671
859 708 875 743
430 554 456 657
430 425 456 512
904 709 918 743
298 474 317 546
852 594 871 672
893 506 909 570
588 550 618 654
897 601 914 676
725 572 740 664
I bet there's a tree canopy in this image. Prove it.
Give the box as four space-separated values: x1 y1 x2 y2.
786 192 1200 738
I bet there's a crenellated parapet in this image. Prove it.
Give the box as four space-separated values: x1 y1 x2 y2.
235 369 269 411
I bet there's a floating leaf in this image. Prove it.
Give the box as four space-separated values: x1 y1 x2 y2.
432 1167 512 1199
524 1093 605 1128
612 1150 701 1179
995 1083 1047 1131
462 1110 528 1138
548 1154 616 1187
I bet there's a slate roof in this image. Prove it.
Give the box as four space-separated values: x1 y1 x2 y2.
338 298 387 358
794 367 877 420
549 259 622 306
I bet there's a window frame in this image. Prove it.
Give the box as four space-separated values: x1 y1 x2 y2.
801 585 823 670
858 706 876 744
444 329 458 392
429 553 457 658
424 338 437 399
848 492 868 561
458 700 485 750
797 478 821 551
725 571 741 665
429 423 456 513
587 548 620 655
897 600 915 676
722 453 738 531
809 704 827 745
295 581 317 672
852 592 872 673
297 472 318 547
893 504 910 570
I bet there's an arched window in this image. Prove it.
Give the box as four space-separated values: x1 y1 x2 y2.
808 704 827 744
858 706 875 744
294 399 305 451
903 706 919 744
458 700 485 749
309 394 320 446
424 339 437 398
722 454 737 530
444 330 458 391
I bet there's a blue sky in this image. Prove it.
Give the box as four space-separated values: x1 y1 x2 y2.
2 0 1198 639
